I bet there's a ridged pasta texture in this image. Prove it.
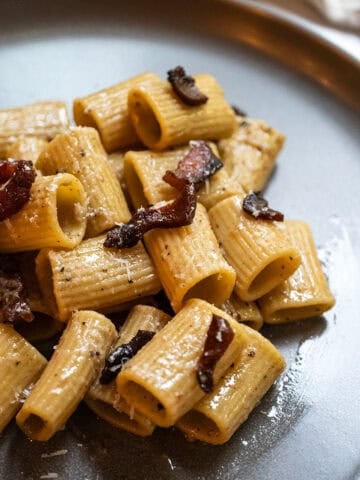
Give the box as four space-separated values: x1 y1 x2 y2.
37 127 131 237
0 324 47 432
218 116 285 193
6 136 48 168
0 173 87 252
87 305 170 436
0 101 69 157
221 295 264 331
209 195 301 301
177 325 285 444
144 203 236 312
35 235 162 322
73 73 160 152
16 311 117 441
128 74 236 150
116 299 250 427
124 143 242 210
258 220 335 323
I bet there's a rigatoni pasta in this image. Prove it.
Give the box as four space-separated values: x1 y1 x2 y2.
6 136 48 167
37 127 130 237
218 116 285 192
16 310 116 441
116 299 250 427
209 195 301 301
177 325 285 444
124 143 241 210
16 252 52 316
0 101 69 157
35 235 162 322
128 74 236 150
258 221 335 323
0 173 87 252
0 67 336 448
85 397 155 437
73 73 160 151
87 305 170 436
221 295 264 331
144 203 236 312
0 324 47 432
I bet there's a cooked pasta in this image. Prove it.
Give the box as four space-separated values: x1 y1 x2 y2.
6 136 48 167
16 310 116 441
0 68 336 448
87 305 170 436
73 73 160 151
177 325 285 444
144 203 236 312
0 173 87 252
107 151 125 185
116 299 250 427
218 116 285 192
128 74 236 150
258 221 335 323
124 143 241 210
0 101 69 158
16 252 52 316
35 235 161 322
209 195 301 301
85 397 155 437
0 324 47 432
221 295 264 331
37 127 130 237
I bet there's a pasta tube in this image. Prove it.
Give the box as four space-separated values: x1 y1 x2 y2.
107 151 125 185
35 235 161 322
87 305 170 436
124 144 241 209
218 116 285 192
0 324 47 432
221 295 263 331
85 397 155 437
16 310 117 441
144 203 236 312
0 173 87 253
116 299 250 427
258 221 335 323
209 195 301 301
37 127 130 237
6 136 48 167
128 74 236 150
177 325 285 444
73 73 160 152
15 253 63 343
0 101 69 158
16 252 52 315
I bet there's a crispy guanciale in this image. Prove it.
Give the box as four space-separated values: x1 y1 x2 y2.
167 66 208 106
0 160 36 221
166 140 223 187
104 141 223 249
0 255 33 323
197 314 235 393
242 191 284 221
100 330 156 384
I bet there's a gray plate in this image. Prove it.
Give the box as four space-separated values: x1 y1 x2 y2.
0 1 359 479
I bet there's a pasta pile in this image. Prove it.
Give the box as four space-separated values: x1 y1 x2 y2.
0 68 335 445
